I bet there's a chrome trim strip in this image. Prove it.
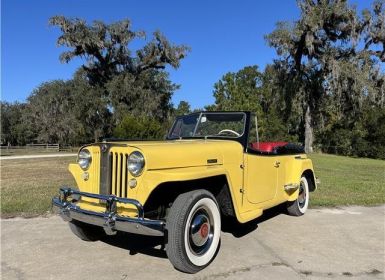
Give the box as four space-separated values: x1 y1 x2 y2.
52 187 164 237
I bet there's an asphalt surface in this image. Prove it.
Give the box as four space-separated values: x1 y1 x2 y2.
0 154 77 160
1 205 384 280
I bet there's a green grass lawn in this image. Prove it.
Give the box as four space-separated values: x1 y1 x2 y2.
0 153 384 217
309 153 385 206
0 157 76 217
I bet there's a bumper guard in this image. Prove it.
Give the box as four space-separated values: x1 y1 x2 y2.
52 187 165 237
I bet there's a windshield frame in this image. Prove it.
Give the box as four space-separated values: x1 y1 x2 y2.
166 111 251 150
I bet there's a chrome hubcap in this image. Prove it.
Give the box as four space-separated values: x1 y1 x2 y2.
188 208 214 255
298 181 306 208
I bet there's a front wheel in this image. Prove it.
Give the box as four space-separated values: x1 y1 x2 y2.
165 190 221 273
287 176 310 216
69 220 104 241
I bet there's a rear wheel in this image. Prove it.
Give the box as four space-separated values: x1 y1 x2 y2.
166 190 221 273
69 220 104 241
287 176 309 216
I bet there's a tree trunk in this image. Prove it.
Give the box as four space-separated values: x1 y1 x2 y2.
94 129 100 143
304 105 313 153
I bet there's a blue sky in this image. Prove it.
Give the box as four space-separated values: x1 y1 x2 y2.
1 0 372 109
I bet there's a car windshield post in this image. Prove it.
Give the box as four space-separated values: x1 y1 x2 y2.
255 114 259 149
192 112 203 137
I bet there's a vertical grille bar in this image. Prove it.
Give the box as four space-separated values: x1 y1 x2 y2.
107 152 112 195
120 154 126 197
114 153 118 195
117 153 122 197
111 152 116 195
123 154 128 197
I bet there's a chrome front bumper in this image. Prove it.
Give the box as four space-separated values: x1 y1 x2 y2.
52 187 165 237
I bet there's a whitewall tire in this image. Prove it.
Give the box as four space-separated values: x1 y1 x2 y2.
166 190 221 273
287 176 310 216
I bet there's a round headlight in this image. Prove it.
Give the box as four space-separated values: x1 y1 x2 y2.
127 151 145 176
78 149 92 170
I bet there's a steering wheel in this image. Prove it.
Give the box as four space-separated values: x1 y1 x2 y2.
217 129 241 137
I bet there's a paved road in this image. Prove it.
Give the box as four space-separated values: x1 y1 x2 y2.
2 205 384 280
0 153 76 160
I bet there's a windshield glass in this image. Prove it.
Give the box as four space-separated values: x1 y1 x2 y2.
168 112 246 139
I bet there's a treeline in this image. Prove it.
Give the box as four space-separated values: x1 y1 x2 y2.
0 74 191 146
1 0 385 159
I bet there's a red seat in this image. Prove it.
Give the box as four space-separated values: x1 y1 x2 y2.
250 142 288 153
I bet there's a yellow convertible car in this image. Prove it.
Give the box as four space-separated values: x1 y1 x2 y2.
53 111 317 273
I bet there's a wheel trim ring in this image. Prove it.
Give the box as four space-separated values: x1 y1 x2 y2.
297 177 309 213
188 207 214 256
183 197 221 267
298 182 306 208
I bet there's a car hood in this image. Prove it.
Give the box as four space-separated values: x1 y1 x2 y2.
104 139 242 170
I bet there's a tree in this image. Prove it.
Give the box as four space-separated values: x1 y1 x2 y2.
266 0 385 152
26 80 85 145
113 114 165 140
70 69 112 142
212 66 295 141
360 106 385 159
106 69 177 123
0 102 30 145
49 17 189 85
213 66 263 113
49 16 190 133
174 101 191 116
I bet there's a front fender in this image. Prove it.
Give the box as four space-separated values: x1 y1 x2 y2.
137 164 244 222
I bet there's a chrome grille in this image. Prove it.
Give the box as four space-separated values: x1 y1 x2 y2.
110 152 129 198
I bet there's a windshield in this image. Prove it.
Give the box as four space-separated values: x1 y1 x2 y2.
168 112 246 139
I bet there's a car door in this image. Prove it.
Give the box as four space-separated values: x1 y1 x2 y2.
244 153 279 204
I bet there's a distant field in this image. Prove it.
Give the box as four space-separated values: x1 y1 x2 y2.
0 148 78 157
0 153 384 217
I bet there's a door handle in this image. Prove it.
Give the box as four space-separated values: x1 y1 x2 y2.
274 161 281 168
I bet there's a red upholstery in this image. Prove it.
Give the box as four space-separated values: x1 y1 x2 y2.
250 142 288 153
